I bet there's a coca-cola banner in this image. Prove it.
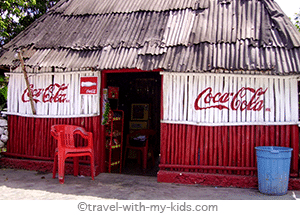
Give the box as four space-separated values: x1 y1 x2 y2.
7 72 100 117
162 73 298 125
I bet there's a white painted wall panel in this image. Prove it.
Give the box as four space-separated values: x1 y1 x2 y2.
161 72 299 126
6 71 101 117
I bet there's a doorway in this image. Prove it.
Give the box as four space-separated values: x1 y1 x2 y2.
106 71 161 176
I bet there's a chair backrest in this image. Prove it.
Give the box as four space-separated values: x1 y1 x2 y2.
127 129 156 148
51 125 92 149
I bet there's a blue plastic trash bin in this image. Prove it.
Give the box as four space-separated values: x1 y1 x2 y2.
255 146 293 195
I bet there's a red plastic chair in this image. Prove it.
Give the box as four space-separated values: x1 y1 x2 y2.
51 125 95 184
123 129 156 172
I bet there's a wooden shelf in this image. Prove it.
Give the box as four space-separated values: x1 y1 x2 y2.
105 110 124 173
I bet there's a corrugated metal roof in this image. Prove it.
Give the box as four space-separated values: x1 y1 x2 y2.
1 0 300 74
19 41 300 73
53 0 210 15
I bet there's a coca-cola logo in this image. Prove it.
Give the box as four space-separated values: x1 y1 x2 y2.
194 87 269 111
22 83 69 103
80 77 98 95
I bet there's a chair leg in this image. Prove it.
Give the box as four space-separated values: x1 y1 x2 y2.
137 151 142 166
73 157 79 176
150 149 155 167
123 148 127 168
90 154 95 180
142 149 147 171
53 153 57 179
58 153 65 184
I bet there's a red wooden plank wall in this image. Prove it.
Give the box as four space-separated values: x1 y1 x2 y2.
160 123 299 176
5 115 103 171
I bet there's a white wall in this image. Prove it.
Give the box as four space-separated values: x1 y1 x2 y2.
6 71 101 117
161 72 299 126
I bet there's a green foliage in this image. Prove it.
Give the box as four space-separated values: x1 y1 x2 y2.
0 75 8 111
295 9 300 32
0 0 59 46
0 0 59 109
296 20 300 32
102 102 111 125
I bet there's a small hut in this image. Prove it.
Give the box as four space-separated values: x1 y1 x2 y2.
0 0 300 188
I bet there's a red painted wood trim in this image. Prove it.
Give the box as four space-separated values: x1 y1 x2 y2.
159 123 299 177
195 126 200 167
208 127 213 173
190 125 196 166
174 124 179 167
3 152 93 165
159 164 257 171
160 123 167 164
250 125 255 175
286 125 291 148
1 157 96 176
241 126 245 174
179 122 184 170
185 125 191 166
232 126 237 168
157 170 259 188
3 152 54 161
238 126 243 174
213 127 218 168
222 126 228 174
160 75 163 120
204 126 209 169
166 123 171 165
100 71 107 173
228 126 233 174
245 125 250 175
157 170 300 190
291 125 299 176
102 68 162 74
269 125 275 147
275 125 280 146
280 125 286 147
6 115 102 174
182 123 186 169
199 126 204 167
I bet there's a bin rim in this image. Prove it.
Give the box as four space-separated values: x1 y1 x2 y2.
255 146 293 152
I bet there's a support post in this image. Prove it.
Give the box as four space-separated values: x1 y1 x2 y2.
18 51 36 115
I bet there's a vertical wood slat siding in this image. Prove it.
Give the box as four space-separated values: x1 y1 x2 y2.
159 123 299 176
162 73 298 125
7 71 100 116
6 115 102 167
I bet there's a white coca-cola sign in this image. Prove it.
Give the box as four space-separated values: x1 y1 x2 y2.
161 73 298 125
22 83 69 103
194 87 269 112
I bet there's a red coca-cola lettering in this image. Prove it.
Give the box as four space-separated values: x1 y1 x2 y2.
194 87 268 111
22 83 69 103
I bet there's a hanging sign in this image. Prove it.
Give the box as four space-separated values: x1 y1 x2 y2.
108 86 119 99
80 77 98 94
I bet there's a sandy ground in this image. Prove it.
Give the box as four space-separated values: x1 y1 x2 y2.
0 168 300 200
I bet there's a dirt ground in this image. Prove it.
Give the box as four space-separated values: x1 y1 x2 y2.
0 168 299 200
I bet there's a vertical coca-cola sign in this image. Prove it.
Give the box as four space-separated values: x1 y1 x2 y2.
80 77 98 95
